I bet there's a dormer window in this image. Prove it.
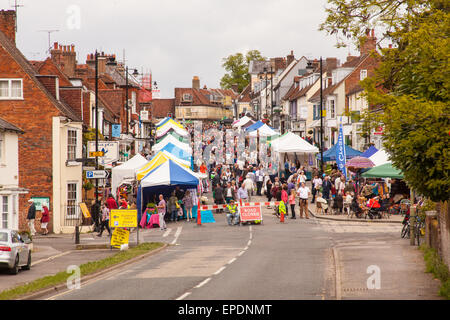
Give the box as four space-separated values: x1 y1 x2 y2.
360 69 368 80
182 93 192 102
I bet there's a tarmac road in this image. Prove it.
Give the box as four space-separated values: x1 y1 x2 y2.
41 195 441 300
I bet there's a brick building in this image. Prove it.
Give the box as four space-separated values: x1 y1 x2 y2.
0 10 83 233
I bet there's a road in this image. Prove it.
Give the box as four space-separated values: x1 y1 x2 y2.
40 195 441 301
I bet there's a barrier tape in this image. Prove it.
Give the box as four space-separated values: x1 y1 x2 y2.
199 202 280 211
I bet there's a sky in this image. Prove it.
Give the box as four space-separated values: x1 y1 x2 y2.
7 0 358 98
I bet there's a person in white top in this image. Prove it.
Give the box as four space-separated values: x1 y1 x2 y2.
255 165 265 196
297 182 310 219
242 176 254 202
311 175 323 204
297 171 307 188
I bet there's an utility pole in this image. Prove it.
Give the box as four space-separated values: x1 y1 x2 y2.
270 65 273 127
12 0 24 32
126 66 129 135
95 51 99 214
320 57 324 174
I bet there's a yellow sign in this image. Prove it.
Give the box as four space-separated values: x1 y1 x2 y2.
89 151 105 157
110 228 130 248
321 110 327 117
79 203 91 219
110 210 138 228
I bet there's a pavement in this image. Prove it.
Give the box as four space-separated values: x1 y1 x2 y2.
0 190 442 300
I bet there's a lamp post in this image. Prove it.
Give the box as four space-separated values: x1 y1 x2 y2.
125 67 140 135
320 57 324 174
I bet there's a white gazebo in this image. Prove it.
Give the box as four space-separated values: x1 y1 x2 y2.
111 154 148 197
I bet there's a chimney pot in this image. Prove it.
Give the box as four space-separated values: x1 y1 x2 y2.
54 42 58 50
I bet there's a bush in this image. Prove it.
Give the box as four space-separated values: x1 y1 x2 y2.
421 245 450 299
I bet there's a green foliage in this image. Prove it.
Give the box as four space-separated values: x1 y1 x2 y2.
220 50 265 93
83 128 105 143
421 245 450 299
322 0 450 202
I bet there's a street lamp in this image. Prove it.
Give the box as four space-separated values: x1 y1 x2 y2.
125 66 140 135
319 57 324 174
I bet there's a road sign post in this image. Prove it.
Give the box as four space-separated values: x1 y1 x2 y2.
86 170 110 179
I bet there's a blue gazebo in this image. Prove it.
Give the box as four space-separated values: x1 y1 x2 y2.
316 144 363 162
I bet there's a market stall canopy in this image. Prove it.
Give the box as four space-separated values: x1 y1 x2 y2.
248 124 279 137
316 144 362 162
272 132 319 154
156 117 170 127
361 163 404 179
161 142 192 162
152 134 192 155
361 146 378 158
245 120 264 132
232 116 255 128
345 156 375 169
156 120 189 138
111 154 148 197
140 159 199 189
156 131 189 144
369 149 391 166
136 151 190 181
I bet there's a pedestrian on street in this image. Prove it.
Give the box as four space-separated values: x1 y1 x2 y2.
255 165 265 196
225 182 236 204
168 192 179 222
266 178 273 205
26 199 36 236
289 189 296 219
183 190 194 222
237 184 249 202
40 204 50 235
157 194 167 230
311 175 322 204
297 182 311 219
106 194 118 210
214 183 225 213
97 203 111 237
242 175 254 202
322 176 332 209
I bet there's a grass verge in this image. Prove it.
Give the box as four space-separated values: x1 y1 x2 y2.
0 242 164 300
420 244 450 299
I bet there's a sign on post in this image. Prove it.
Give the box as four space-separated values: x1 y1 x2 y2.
240 205 263 223
89 151 105 157
86 170 109 179
87 141 119 165
110 210 138 228
110 228 130 248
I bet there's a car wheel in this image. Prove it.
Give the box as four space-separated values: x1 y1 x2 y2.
9 255 19 275
22 252 31 270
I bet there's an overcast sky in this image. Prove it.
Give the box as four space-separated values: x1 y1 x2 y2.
8 0 357 97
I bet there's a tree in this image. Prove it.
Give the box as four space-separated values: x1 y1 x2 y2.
220 50 265 93
321 0 450 201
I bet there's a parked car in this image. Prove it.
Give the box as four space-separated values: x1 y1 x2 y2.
0 228 32 274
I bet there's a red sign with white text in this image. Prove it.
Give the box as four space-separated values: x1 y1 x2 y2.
240 205 262 222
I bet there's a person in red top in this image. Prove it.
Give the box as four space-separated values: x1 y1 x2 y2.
106 194 118 210
200 163 207 174
40 205 50 235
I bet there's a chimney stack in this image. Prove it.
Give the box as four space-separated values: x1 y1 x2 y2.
192 76 200 90
51 42 77 78
0 10 16 44
286 50 295 66
360 29 377 56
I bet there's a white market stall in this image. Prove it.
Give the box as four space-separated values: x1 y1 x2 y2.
271 132 319 170
111 153 148 197
248 124 278 137
369 149 391 166
232 116 255 129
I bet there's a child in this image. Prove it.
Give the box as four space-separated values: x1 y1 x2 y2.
278 199 287 223
289 189 296 219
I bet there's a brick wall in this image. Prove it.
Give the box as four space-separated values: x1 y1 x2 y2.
439 201 450 269
36 75 58 99
0 10 15 44
0 45 61 233
344 55 379 97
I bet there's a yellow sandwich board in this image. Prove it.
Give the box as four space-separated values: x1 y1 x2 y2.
110 210 138 228
110 228 130 248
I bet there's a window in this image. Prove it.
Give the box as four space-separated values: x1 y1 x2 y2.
67 129 77 161
330 100 335 119
0 79 23 99
67 183 78 218
360 69 368 80
2 196 8 229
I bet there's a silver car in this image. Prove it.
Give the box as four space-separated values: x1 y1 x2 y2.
0 229 32 274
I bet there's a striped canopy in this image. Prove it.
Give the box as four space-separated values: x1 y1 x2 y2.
136 151 190 181
345 156 375 169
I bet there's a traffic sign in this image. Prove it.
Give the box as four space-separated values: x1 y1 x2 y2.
110 210 138 228
89 151 105 157
110 228 130 248
86 170 109 179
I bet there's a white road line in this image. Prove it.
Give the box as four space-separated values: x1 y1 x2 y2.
195 278 211 288
247 240 252 246
171 227 183 245
176 292 191 300
32 251 73 267
163 228 172 237
213 266 226 275
228 257 237 265
238 251 245 257
244 246 249 251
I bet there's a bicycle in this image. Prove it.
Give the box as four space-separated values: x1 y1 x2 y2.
415 215 425 246
401 217 410 239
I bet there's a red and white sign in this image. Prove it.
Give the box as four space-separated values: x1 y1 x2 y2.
240 205 263 222
373 126 384 135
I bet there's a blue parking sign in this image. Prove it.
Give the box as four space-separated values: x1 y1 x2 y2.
112 124 121 138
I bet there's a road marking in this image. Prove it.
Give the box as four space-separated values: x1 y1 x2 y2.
195 278 211 288
238 251 245 257
247 240 252 246
32 251 73 267
171 227 183 245
228 258 237 265
176 292 191 300
163 228 172 237
213 266 226 275
332 247 342 300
